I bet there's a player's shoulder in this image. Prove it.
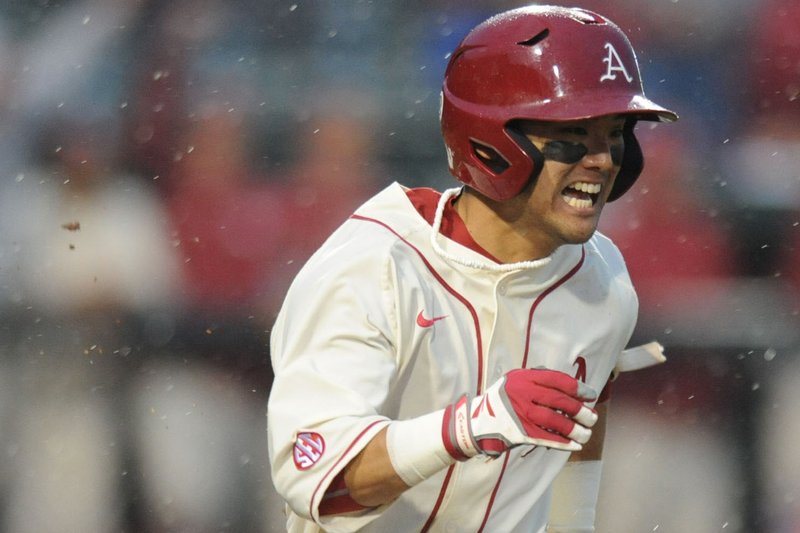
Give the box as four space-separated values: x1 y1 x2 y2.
351 181 431 232
584 230 630 277
337 181 434 252
588 230 621 254
298 182 426 275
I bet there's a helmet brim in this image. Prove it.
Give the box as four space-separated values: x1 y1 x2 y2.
515 93 678 124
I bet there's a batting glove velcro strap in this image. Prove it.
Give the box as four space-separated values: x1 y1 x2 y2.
444 368 598 459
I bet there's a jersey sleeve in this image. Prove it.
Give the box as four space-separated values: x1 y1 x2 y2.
267 221 400 531
582 232 640 404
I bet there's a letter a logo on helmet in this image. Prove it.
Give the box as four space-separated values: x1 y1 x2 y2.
600 43 634 83
440 6 677 202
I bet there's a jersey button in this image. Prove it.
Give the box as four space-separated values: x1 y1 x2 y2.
497 282 507 295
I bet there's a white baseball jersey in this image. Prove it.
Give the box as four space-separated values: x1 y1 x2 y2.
267 182 638 532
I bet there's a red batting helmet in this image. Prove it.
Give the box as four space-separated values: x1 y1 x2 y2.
440 5 678 201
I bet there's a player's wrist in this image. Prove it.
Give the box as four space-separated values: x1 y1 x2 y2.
442 394 480 459
385 409 457 487
445 392 513 459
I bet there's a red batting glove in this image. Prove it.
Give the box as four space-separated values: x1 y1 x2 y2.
442 368 598 459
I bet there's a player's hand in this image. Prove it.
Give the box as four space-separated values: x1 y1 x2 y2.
443 368 598 459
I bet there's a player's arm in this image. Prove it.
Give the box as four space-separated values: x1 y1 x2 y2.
569 399 607 462
547 343 666 531
337 427 407 507
547 399 609 533
323 368 599 512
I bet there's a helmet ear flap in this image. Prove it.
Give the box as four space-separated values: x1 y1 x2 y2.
461 130 545 200
608 120 644 202
505 126 545 192
469 140 510 175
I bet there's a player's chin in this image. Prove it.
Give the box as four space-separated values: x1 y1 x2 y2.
560 221 601 246
551 203 604 244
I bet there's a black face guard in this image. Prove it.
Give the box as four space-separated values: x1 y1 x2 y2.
607 120 643 201
501 118 642 202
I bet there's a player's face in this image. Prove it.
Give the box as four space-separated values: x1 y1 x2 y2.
512 115 626 255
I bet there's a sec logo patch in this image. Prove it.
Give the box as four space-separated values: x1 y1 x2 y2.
293 432 325 470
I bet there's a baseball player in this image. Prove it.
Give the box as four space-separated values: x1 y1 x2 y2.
267 5 676 532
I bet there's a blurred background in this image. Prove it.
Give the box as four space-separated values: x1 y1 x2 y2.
0 0 796 531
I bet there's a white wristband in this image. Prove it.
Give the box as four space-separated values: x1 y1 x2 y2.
385 409 457 487
547 460 603 533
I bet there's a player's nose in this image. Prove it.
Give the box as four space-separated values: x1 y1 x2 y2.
581 137 619 173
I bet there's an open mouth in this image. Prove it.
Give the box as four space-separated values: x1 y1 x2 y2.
561 181 601 209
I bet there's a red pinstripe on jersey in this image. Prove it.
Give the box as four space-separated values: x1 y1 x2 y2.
473 247 585 532
349 213 587 532
350 213 485 396
351 213 484 529
521 248 586 368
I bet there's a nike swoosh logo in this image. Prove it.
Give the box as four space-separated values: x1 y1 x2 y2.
416 310 448 328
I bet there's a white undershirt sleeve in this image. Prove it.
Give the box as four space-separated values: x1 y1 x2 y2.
385 409 456 487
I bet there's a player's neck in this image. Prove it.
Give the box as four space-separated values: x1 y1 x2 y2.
454 190 559 263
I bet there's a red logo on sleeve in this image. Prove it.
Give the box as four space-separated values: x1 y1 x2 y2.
293 432 326 470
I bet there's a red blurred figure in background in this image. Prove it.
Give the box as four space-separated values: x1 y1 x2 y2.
600 126 735 313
